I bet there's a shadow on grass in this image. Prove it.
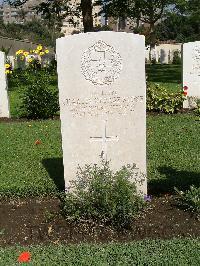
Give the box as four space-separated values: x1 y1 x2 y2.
42 158 65 192
149 166 200 195
146 64 182 83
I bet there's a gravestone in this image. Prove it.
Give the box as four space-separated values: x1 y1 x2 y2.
0 52 10 118
183 41 200 108
160 49 168 64
57 32 147 195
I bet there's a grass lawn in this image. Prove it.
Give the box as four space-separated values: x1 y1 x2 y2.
0 239 199 265
0 114 200 198
146 64 182 92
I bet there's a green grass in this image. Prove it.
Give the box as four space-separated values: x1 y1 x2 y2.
146 64 182 92
147 114 200 193
0 239 199 265
0 114 200 198
0 120 63 198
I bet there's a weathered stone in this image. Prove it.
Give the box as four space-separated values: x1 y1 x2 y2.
57 32 147 195
0 52 10 118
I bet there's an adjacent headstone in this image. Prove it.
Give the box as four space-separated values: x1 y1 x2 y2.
57 32 147 195
160 49 168 64
0 52 10 118
183 41 200 108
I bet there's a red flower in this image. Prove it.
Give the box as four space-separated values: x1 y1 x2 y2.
183 86 188 91
183 91 187 96
34 139 42 145
18 251 31 263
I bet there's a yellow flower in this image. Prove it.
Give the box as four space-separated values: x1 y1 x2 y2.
5 63 11 69
37 45 43 51
23 52 29 57
5 70 10 74
16 50 23 55
30 50 33 53
35 50 39 54
20 56 25 61
28 58 33 63
39 52 45 56
45 49 49 54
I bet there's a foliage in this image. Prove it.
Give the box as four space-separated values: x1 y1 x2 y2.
20 70 59 119
155 12 200 43
147 83 184 113
175 186 200 214
62 160 146 227
172 51 182 65
10 0 94 33
100 0 172 45
0 19 58 47
194 99 200 116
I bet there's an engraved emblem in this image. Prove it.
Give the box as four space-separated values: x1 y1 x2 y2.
81 40 123 86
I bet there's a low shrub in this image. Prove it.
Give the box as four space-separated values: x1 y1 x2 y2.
20 70 59 119
175 186 200 215
61 161 146 228
194 99 200 116
147 83 184 114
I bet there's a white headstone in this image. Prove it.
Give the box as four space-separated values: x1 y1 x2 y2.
0 52 10 118
57 32 147 195
160 48 168 64
183 41 200 108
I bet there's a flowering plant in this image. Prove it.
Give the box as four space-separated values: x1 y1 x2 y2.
4 63 12 74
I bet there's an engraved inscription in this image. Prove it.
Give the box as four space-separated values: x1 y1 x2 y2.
62 95 144 117
191 45 200 75
81 40 123 86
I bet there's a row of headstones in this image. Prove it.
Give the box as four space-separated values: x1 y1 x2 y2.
145 44 182 64
1 34 200 196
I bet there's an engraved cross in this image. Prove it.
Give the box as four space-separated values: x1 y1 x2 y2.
90 120 119 160
91 51 106 72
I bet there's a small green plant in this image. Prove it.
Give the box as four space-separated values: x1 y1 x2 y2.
44 210 56 223
20 70 59 119
147 83 184 114
175 186 200 215
61 161 146 228
194 99 200 116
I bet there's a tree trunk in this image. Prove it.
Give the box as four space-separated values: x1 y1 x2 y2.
81 0 93 32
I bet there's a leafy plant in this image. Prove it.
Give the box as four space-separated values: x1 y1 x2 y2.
147 83 184 114
61 161 146 228
175 186 200 215
194 99 200 116
20 70 59 119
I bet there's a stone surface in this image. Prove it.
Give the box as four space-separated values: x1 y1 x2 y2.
183 41 200 108
56 32 147 195
0 52 10 118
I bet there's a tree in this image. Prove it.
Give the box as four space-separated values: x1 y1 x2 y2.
155 0 200 42
8 0 94 32
100 0 172 46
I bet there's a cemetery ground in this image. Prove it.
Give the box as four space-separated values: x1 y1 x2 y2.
0 64 200 264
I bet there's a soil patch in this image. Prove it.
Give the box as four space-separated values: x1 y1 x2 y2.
0 196 199 247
